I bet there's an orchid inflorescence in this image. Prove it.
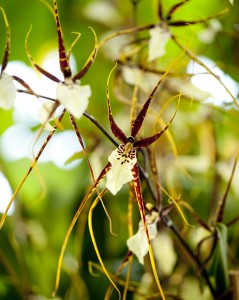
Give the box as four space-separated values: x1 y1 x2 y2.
0 0 238 299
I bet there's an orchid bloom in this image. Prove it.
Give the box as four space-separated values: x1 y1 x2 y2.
127 210 159 264
26 0 98 128
0 8 35 111
146 0 225 61
197 19 222 44
105 70 177 198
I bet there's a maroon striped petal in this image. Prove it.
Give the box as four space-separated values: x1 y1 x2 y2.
134 108 177 148
53 0 71 78
167 0 189 20
73 28 98 82
131 164 150 243
131 77 163 138
25 27 60 83
158 0 164 21
0 8 10 73
107 68 127 143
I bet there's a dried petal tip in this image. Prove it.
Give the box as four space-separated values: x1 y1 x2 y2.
106 144 137 195
0 72 16 110
56 82 91 119
127 211 159 264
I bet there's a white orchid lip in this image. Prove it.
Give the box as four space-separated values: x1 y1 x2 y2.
0 72 16 110
56 81 91 119
106 143 137 195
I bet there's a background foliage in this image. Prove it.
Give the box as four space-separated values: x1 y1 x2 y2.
0 0 239 299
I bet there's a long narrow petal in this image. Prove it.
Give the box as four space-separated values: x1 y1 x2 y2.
131 164 166 300
73 27 98 81
131 164 148 239
0 7 10 73
134 107 177 148
107 66 127 143
167 0 189 20
158 0 163 20
131 77 163 138
53 0 71 78
25 26 60 83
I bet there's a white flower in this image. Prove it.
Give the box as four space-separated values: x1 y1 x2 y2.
197 19 222 44
106 144 137 195
122 65 159 93
83 1 123 26
152 232 177 276
127 211 159 264
56 81 91 119
0 72 16 110
38 100 58 131
148 25 170 62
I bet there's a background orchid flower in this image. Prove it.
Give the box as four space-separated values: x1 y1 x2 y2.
0 7 35 111
148 25 170 61
25 0 98 125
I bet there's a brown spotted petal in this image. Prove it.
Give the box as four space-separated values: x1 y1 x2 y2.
106 144 137 195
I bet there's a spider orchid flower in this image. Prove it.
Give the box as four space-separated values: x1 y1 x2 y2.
25 0 98 126
127 210 159 264
0 7 35 111
105 70 177 197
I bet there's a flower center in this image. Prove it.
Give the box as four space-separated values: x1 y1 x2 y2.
116 143 136 165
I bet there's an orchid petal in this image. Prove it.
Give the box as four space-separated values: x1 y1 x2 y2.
148 26 170 61
56 82 91 119
127 211 159 264
38 101 58 131
106 145 137 195
0 72 16 110
53 0 71 78
197 19 222 44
